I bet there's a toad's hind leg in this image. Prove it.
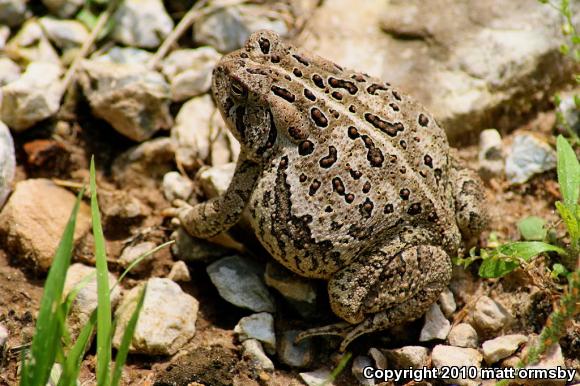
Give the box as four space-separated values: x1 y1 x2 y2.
296 245 452 351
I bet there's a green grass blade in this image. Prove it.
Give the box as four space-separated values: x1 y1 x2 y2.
556 135 580 209
110 284 147 386
90 157 112 386
58 309 97 386
20 188 85 386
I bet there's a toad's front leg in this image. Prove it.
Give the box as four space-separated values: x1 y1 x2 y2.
177 152 262 238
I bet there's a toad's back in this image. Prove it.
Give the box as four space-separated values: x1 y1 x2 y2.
214 31 461 278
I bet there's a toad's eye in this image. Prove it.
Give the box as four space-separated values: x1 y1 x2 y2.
231 80 246 97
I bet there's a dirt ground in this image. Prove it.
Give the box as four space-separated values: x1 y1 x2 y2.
0 102 578 386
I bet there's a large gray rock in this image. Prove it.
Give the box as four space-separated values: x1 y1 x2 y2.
78 60 172 141
0 179 91 271
113 277 199 355
0 62 63 131
207 255 275 313
112 0 173 49
300 0 579 143
0 121 15 208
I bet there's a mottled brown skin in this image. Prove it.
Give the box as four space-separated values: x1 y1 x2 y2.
177 30 487 351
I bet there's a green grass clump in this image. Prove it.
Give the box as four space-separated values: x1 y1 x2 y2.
19 157 169 386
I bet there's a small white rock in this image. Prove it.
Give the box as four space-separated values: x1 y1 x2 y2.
0 62 63 131
431 345 482 386
112 0 173 48
113 277 199 355
0 120 15 208
234 312 276 354
420 303 451 341
278 330 313 368
206 255 275 313
167 260 190 282
0 324 8 347
299 368 334 386
0 57 21 86
472 296 511 332
438 288 457 317
118 241 157 269
242 339 274 372
482 334 527 364
197 163 237 198
368 347 388 369
383 346 429 369
39 17 89 49
352 355 375 386
5 20 61 65
162 171 193 202
478 129 504 178
94 46 154 65
505 133 557 184
447 323 478 348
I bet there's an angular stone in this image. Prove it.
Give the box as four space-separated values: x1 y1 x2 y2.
383 346 429 369
505 133 557 184
299 368 334 386
234 312 276 354
42 0 83 18
207 255 275 313
278 329 314 368
112 0 173 48
420 303 451 341
438 288 457 318
197 163 236 198
78 60 171 141
482 334 527 364
162 171 193 202
94 46 153 65
472 296 511 333
0 62 62 131
478 129 504 179
113 277 199 355
0 0 27 27
5 20 61 65
0 57 20 87
39 17 89 49
264 261 318 318
167 260 190 282
431 345 482 386
242 339 274 372
0 179 91 271
0 121 15 208
447 322 478 348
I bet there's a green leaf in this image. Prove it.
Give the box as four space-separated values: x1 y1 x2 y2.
556 135 580 209
111 284 147 386
91 157 112 386
20 189 84 386
498 241 566 261
574 94 580 109
551 263 569 279
517 216 547 241
478 257 520 278
556 201 580 250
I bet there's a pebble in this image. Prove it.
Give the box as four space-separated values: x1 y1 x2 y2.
0 179 91 271
167 260 190 282
0 324 8 347
5 20 61 65
299 368 334 386
0 0 26 27
438 288 457 318
0 57 21 86
383 346 429 369
277 330 314 368
98 189 149 231
234 312 276 354
197 163 237 198
368 347 388 369
94 46 154 65
264 261 318 319
206 255 275 313
112 0 174 48
78 60 171 141
162 171 193 202
431 345 482 386
0 62 63 131
63 264 122 339
113 277 199 355
242 339 275 372
161 47 222 101
193 3 288 52
0 121 15 208
505 133 557 184
472 296 512 333
478 129 504 179
419 303 451 341
117 241 157 270
352 355 375 386
447 322 478 348
38 17 89 49
171 228 234 263
42 0 83 18
482 334 528 364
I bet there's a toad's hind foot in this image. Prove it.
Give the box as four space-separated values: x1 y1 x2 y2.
295 322 371 352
